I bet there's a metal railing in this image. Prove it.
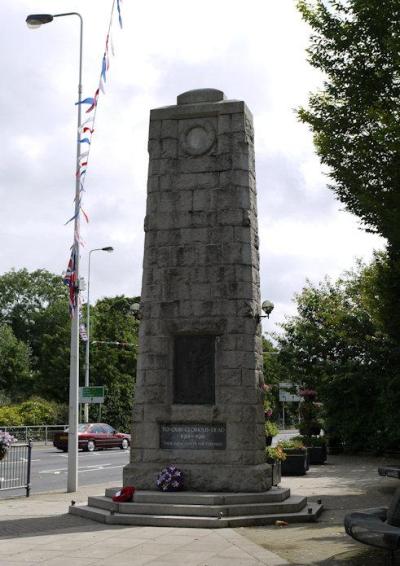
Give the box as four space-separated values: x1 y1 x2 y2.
0 442 32 497
1 425 67 444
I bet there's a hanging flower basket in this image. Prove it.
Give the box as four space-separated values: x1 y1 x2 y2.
156 465 184 492
0 431 17 461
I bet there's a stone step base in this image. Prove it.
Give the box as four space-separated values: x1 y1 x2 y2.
70 501 323 527
104 486 291 505
88 494 307 517
69 487 323 528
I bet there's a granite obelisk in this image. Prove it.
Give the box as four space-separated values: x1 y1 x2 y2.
123 89 270 492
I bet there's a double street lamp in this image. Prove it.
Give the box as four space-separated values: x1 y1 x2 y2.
26 12 83 493
84 247 114 422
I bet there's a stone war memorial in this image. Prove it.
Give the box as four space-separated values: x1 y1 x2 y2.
71 89 323 526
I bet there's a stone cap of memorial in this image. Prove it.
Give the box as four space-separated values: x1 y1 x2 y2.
151 88 252 121
177 88 226 105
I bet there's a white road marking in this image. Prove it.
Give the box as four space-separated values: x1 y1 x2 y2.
40 462 118 474
79 465 124 473
40 464 125 475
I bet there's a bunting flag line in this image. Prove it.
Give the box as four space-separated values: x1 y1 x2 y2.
75 97 95 106
86 89 100 113
63 0 123 304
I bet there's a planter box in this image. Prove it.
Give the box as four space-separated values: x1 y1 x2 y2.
281 449 308 476
307 445 327 465
267 458 281 486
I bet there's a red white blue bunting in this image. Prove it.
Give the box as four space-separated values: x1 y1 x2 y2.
63 0 123 314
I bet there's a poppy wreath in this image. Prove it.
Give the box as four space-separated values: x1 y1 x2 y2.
156 465 184 492
112 486 135 502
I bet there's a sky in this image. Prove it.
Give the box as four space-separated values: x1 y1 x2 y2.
1 0 385 334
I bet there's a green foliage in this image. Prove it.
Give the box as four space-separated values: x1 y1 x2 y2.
18 397 61 425
277 255 400 452
297 0 400 244
299 396 323 436
0 397 67 426
0 324 33 400
89 296 139 430
262 337 288 413
278 439 305 451
266 445 287 462
0 269 70 403
36 300 71 403
0 269 68 352
0 405 23 426
297 1 400 341
265 420 279 437
0 267 139 430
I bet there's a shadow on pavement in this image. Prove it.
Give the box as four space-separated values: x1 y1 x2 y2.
0 513 123 539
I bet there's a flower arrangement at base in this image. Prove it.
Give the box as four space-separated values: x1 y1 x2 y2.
0 431 17 460
156 465 184 492
266 445 287 462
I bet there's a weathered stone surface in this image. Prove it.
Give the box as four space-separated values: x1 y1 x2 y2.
124 90 268 492
177 88 226 105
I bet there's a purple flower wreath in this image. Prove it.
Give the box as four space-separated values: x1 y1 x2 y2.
156 465 184 492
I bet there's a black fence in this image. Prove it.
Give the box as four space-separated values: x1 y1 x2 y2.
0 442 32 497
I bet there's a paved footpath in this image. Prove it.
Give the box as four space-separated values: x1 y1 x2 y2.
0 454 399 565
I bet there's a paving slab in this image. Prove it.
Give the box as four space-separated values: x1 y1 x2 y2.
1 454 399 565
239 454 400 565
0 483 288 565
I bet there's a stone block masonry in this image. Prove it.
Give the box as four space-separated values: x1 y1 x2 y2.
123 89 270 492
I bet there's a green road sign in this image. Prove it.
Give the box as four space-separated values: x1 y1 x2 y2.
79 386 105 404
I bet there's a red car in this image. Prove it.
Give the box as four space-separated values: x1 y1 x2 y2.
53 423 131 452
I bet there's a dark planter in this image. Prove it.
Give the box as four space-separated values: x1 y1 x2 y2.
281 449 308 476
265 436 273 447
307 445 327 465
267 458 281 486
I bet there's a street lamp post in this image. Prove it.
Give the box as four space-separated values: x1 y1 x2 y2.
26 12 83 493
84 247 114 422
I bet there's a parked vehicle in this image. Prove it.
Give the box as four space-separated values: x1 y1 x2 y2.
53 423 130 452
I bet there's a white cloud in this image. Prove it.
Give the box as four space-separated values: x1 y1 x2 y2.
1 0 386 330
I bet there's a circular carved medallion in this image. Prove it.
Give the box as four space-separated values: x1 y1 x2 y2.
181 122 216 156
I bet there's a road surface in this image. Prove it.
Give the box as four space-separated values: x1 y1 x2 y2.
0 444 129 498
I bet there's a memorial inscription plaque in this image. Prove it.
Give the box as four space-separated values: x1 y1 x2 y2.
160 423 226 450
173 335 215 405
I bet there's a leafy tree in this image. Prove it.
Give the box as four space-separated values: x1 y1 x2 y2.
88 296 139 430
18 397 66 426
0 324 33 400
0 405 23 426
36 300 71 403
0 269 68 348
276 256 400 451
0 398 67 427
262 337 288 418
297 1 400 340
0 268 71 403
297 0 400 242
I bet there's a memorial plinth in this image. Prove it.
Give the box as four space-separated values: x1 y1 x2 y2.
123 88 271 492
